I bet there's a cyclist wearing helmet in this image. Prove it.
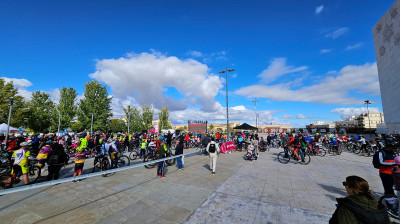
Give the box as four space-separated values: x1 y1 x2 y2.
36 140 53 169
11 142 32 185
104 138 118 168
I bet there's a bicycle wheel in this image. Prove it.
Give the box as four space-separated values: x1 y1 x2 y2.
353 147 361 154
336 147 342 155
101 159 109 171
165 153 176 166
117 155 130 168
129 151 138 160
301 154 311 165
278 151 290 164
317 148 327 157
29 165 41 184
144 155 157 168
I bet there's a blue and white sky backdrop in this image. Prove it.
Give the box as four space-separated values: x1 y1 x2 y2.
0 0 394 127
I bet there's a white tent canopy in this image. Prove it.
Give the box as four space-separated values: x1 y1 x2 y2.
0 123 18 133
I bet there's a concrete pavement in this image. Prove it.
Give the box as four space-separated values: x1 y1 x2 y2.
0 147 386 224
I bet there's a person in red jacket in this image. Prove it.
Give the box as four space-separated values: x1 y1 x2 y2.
184 133 190 149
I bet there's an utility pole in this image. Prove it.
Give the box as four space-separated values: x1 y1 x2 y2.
252 98 259 129
4 98 14 150
364 100 371 129
219 67 234 141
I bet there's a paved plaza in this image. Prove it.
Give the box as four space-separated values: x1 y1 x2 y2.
0 147 386 224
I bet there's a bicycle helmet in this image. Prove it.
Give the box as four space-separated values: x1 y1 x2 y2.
20 142 32 147
107 138 113 143
46 140 53 144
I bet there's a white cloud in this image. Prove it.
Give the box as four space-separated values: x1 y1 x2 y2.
296 114 306 119
258 58 308 83
325 27 349 39
187 50 203 58
90 51 223 112
235 62 380 105
315 5 324 15
345 42 364 51
331 107 381 120
169 105 280 125
1 77 33 100
320 49 331 54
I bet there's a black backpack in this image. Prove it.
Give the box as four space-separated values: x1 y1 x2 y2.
209 144 216 153
373 150 385 169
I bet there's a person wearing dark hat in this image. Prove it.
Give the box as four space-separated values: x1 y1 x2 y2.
378 143 398 195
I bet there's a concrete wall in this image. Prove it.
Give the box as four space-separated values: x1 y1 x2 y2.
373 0 400 134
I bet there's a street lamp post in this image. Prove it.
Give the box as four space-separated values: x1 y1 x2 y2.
219 67 234 141
90 113 94 135
128 111 131 134
252 98 259 130
364 100 371 129
57 109 61 137
4 98 14 150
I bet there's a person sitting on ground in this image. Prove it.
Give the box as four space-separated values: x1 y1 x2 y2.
329 175 390 224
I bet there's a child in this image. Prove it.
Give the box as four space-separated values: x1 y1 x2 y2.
72 145 86 180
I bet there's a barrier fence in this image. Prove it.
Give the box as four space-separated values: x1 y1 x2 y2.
0 149 202 196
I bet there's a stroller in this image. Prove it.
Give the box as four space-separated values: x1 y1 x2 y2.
245 144 257 161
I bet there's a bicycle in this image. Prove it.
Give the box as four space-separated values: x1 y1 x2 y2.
0 158 41 188
92 153 110 173
277 147 311 165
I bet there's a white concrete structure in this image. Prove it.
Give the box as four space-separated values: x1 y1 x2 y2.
373 0 400 134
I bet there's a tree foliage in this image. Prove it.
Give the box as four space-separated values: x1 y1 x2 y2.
209 124 214 131
108 118 126 133
77 81 112 132
123 104 154 133
71 121 84 132
158 106 171 132
54 87 77 130
27 91 54 133
0 78 27 127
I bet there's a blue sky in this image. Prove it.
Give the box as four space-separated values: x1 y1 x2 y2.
0 0 394 127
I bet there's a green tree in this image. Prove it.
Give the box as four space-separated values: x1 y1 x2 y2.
209 124 214 131
27 91 54 132
158 106 171 132
0 78 27 127
53 87 77 130
108 118 127 133
71 121 84 132
77 81 112 132
142 105 154 131
123 104 154 133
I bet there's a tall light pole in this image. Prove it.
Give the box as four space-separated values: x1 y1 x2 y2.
56 108 61 137
219 67 234 141
90 113 94 135
252 98 259 130
4 98 14 150
128 110 131 134
364 100 371 129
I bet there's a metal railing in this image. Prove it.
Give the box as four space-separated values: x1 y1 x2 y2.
0 149 201 196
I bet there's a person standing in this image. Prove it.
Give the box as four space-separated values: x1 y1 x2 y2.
157 140 166 178
47 143 68 181
175 140 184 170
379 143 397 195
206 137 220 175
252 135 259 158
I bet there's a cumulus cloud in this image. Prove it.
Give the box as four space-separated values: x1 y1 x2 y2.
170 105 280 125
320 49 331 54
90 51 223 112
325 27 349 39
1 77 34 100
345 42 364 51
235 62 380 105
331 107 381 120
315 5 324 15
258 58 308 83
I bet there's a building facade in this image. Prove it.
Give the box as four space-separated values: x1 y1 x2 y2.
373 0 400 134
